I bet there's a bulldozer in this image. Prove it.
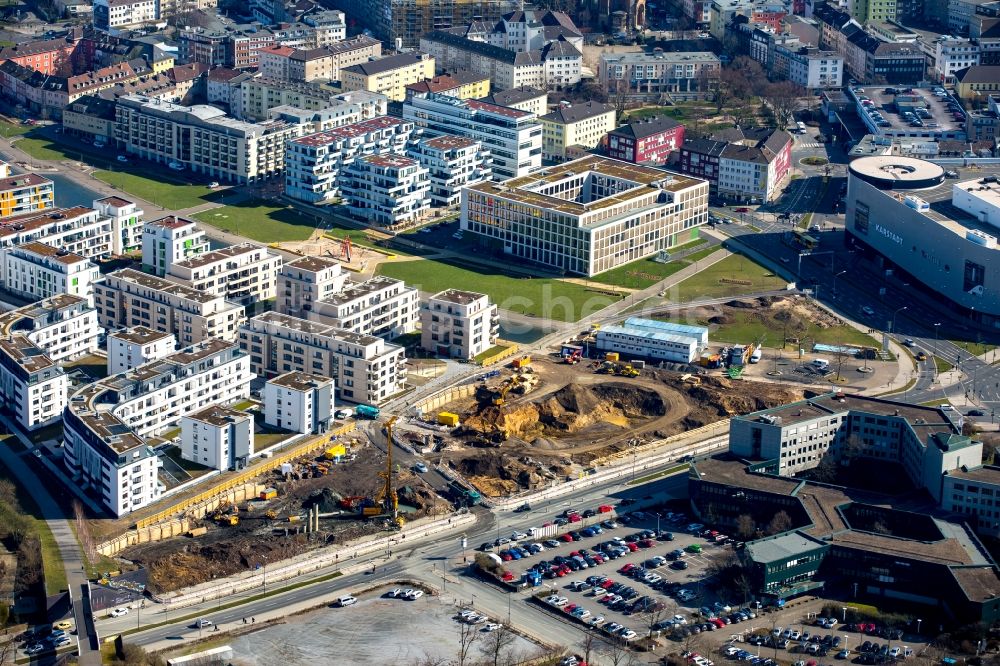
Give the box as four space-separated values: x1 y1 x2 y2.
617 364 640 377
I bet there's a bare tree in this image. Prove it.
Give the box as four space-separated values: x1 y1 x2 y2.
0 632 17 666
600 636 638 666
582 628 598 665
74 499 96 569
735 514 756 541
612 78 631 122
483 623 517 666
766 511 793 535
762 80 805 128
457 620 480 666
831 344 853 383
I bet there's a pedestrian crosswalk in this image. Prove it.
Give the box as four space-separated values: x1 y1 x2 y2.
798 142 823 149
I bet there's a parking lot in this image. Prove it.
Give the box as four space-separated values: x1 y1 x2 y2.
483 507 742 644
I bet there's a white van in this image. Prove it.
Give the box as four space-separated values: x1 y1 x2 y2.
335 595 357 607
811 358 830 370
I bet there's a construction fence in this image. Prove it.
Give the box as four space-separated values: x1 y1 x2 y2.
477 342 520 367
133 422 356 530
414 384 477 416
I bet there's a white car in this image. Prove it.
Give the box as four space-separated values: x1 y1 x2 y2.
552 597 569 607
405 589 424 600
208 181 220 188
110 607 129 617
483 623 501 632
587 615 605 625
402 588 415 598
673 614 688 625
194 618 213 628
621 630 638 640
511 531 528 541
387 588 403 598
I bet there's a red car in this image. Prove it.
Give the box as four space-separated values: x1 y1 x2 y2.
592 554 605 564
638 539 654 548
619 563 635 573
735 207 750 213
568 513 582 523
600 579 615 589
500 552 513 561
598 504 613 513
502 571 515 581
564 603 578 613
626 542 639 552
561 533 574 542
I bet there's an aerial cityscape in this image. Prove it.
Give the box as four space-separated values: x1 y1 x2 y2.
0 0 997 663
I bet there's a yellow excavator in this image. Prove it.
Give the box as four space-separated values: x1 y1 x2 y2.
492 374 522 406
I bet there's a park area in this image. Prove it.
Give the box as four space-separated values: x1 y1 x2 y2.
590 244 721 290
669 254 788 302
377 258 622 322
96 171 224 211
194 201 317 243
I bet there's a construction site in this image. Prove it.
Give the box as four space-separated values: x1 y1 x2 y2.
120 424 451 594
416 352 806 497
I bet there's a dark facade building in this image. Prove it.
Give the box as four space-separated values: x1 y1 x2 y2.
605 116 685 164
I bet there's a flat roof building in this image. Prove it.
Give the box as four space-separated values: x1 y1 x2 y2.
107 326 176 375
420 289 498 360
263 371 334 434
166 243 282 306
2 241 100 304
461 155 709 276
181 405 253 471
0 173 54 217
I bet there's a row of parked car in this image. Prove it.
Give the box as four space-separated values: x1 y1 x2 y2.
542 594 638 641
23 629 71 656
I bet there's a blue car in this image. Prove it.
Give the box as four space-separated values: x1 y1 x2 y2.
508 549 522 560
581 528 595 537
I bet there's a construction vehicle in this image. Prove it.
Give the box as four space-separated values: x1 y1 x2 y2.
511 355 531 369
492 375 521 406
605 352 620 362
562 345 583 364
511 373 538 394
356 404 380 419
374 415 402 526
448 479 482 506
596 361 616 375
617 364 640 377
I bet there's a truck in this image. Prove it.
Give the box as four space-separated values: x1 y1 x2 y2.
749 347 762 364
448 480 482 506
334 408 353 420
355 404 380 419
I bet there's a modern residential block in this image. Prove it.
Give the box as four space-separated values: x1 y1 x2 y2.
404 71 491 101
0 173 54 217
403 92 542 180
340 154 431 227
239 312 407 405
420 289 498 359
461 155 709 276
1 242 100 303
93 196 144 256
257 36 382 82
166 243 282 306
277 255 349 317
107 326 177 374
0 294 102 364
0 207 114 260
0 334 68 430
64 340 253 516
95 269 247 345
307 274 419 338
142 215 210 277
407 134 491 207
181 405 254 470
264 371 334 434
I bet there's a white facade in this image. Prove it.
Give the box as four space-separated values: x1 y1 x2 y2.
116 95 302 184
953 178 1000 230
780 48 844 88
0 335 67 430
341 154 431 227
64 340 253 517
0 206 114 261
595 324 699 362
95 269 246 346
461 155 710 276
403 93 542 180
942 466 1000 538
420 289 498 359
239 312 407 405
277 255 348 317
0 294 101 364
284 116 415 204
2 242 100 303
166 243 282 305
107 326 177 375
406 134 491 207
93 196 144 256
94 0 158 30
142 216 209 277
307 275 419 339
181 405 253 470
263 371 335 434
934 38 980 83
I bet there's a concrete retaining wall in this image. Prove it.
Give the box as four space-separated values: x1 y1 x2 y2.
414 384 477 415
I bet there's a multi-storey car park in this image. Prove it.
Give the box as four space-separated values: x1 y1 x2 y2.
847 86 967 140
460 155 709 276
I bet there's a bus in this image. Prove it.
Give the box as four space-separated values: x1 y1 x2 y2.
784 229 818 251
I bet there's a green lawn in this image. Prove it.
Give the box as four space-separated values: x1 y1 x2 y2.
96 170 222 210
14 135 77 161
934 356 954 373
378 258 622 322
0 120 32 139
194 200 317 242
684 247 718 263
950 339 997 356
671 254 787 302
661 312 876 348
590 256 692 290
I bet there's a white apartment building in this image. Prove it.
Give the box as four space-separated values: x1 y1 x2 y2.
115 95 301 184
284 116 416 204
599 51 721 100
420 289 498 359
95 268 246 345
263 371 335 434
64 340 253 516
181 405 254 470
0 335 68 430
775 46 844 88
107 326 176 374
934 38 981 83
239 312 407 405
0 294 102 364
539 101 617 163
0 206 113 260
166 243 282 306
2 242 100 303
307 275 419 339
403 92 543 180
93 196 144 256
461 155 710 276
341 154 431 227
302 10 347 46
239 76 387 122
407 134 491 208
93 0 158 32
141 215 210 277
277 255 348 317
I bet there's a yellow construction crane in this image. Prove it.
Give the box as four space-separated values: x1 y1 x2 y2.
376 415 400 523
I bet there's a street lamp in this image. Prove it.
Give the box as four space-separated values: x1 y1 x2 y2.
890 306 908 334
933 323 942 358
832 270 847 297
916 619 922 634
